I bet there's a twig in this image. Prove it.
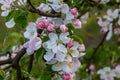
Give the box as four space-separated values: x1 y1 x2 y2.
27 54 34 73
12 48 26 80
89 31 109 60
27 0 36 10
29 9 61 17
27 0 61 17
0 58 12 65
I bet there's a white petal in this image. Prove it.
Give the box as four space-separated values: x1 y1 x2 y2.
44 51 54 61
29 37 42 50
79 52 85 57
52 63 62 71
71 50 79 57
5 18 15 28
47 40 57 49
58 44 67 53
104 15 113 21
37 3 51 12
60 32 70 44
106 25 112 40
107 9 112 16
26 48 34 55
106 31 112 40
52 47 58 53
61 4 69 14
51 4 61 12
49 33 58 41
113 9 119 19
65 12 74 20
1 10 10 17
56 52 65 62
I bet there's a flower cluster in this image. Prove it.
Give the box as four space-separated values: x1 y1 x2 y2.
97 64 120 80
22 0 85 79
97 9 120 40
0 0 85 79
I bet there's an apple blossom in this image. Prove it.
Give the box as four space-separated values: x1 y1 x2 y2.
104 9 119 22
78 44 85 52
100 28 106 35
114 28 120 35
97 67 116 80
60 25 68 33
80 12 89 24
37 21 45 29
63 73 70 80
67 41 74 48
24 22 37 39
113 63 119 68
70 8 78 15
112 65 120 78
23 36 42 55
47 23 55 31
72 19 82 29
89 64 95 71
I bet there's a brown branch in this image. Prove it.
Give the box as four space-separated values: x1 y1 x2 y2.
12 48 26 80
29 9 61 17
27 0 61 17
88 31 109 60
27 54 34 73
0 58 12 65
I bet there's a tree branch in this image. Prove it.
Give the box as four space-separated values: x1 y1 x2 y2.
0 58 12 65
12 48 26 80
27 0 61 17
27 54 34 73
88 31 109 60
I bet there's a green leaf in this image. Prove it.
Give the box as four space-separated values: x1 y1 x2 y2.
71 35 83 44
35 47 45 61
0 70 5 80
40 66 53 80
3 32 24 49
5 10 14 22
14 10 28 28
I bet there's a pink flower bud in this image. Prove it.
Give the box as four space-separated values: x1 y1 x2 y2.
70 8 78 15
89 64 95 71
60 25 68 33
67 41 74 48
42 19 50 27
78 44 85 51
47 24 55 31
63 73 70 80
37 21 45 29
113 63 119 68
72 19 82 29
100 29 105 35
114 28 120 35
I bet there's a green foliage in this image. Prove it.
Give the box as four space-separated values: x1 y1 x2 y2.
14 10 28 28
40 65 53 80
35 47 45 61
0 70 5 80
3 32 24 49
6 10 28 28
